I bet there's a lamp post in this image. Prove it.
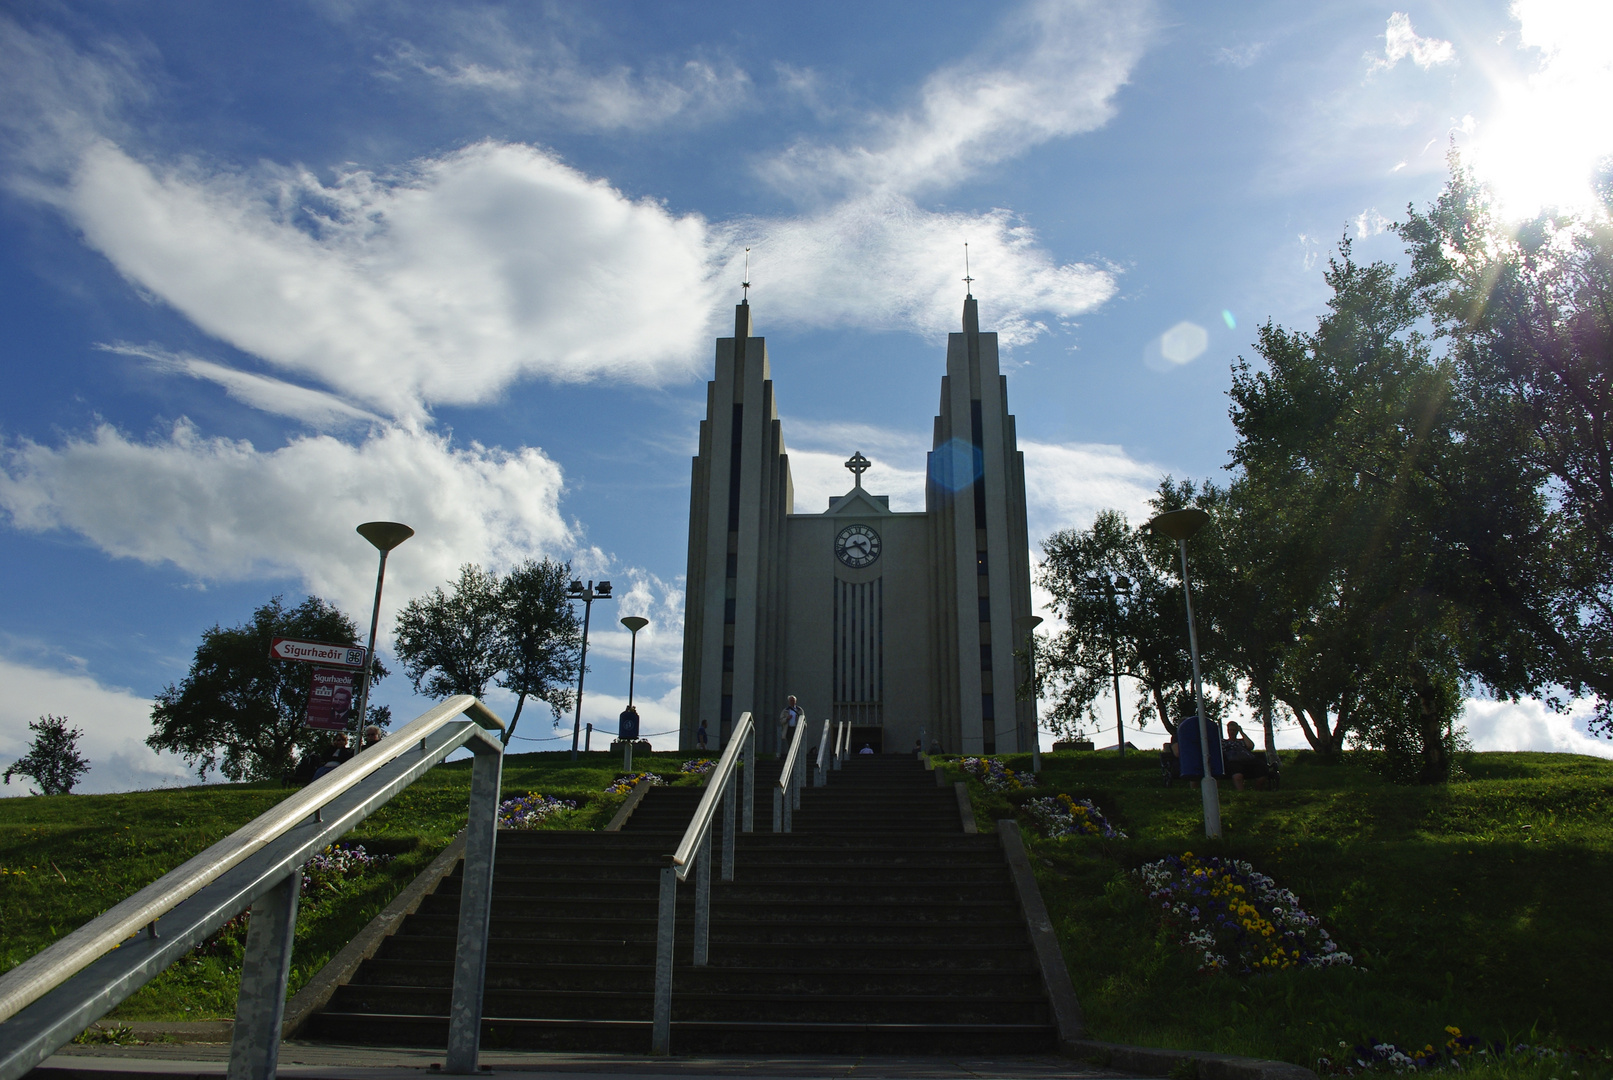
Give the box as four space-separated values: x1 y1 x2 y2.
354 521 414 737
566 579 613 760
1014 614 1044 773
621 617 649 707
1084 573 1132 758
1148 507 1220 839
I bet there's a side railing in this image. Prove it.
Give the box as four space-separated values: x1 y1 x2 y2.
651 711 755 1055
0 696 505 1080
834 719 851 767
774 715 807 833
812 718 832 787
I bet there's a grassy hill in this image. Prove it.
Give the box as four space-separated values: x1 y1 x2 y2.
0 748 704 1023
943 749 1613 1075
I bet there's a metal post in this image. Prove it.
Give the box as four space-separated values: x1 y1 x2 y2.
354 548 388 736
693 829 712 966
651 864 677 1055
445 743 502 1073
585 722 592 752
743 730 755 833
773 785 784 834
624 740 633 773
1108 580 1125 758
570 587 595 760
1178 537 1221 839
226 870 301 1080
722 774 736 881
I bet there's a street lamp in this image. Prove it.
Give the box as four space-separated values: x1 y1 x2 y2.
566 579 613 760
1084 573 1132 758
621 617 649 708
354 521 414 737
1014 614 1044 773
1148 507 1220 839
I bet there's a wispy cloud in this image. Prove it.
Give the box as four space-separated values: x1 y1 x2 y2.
757 0 1155 201
1370 12 1456 72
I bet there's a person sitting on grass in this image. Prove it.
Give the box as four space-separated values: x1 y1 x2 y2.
1221 720 1268 790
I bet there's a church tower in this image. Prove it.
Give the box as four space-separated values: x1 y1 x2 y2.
679 296 1035 756
925 295 1036 754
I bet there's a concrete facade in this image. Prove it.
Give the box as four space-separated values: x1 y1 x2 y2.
680 296 1034 755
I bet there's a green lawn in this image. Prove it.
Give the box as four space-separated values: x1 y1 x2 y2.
939 749 1613 1075
0 748 704 1023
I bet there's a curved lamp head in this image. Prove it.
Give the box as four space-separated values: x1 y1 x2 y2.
357 521 414 552
1015 615 1044 636
1148 507 1210 542
621 616 649 634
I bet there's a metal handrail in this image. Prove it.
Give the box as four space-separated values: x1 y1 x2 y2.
774 715 807 832
652 712 754 1055
0 695 505 1080
836 719 851 764
813 718 831 786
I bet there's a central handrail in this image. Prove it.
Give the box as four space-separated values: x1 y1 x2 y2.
652 711 754 1055
0 695 505 1080
813 717 831 786
774 715 807 832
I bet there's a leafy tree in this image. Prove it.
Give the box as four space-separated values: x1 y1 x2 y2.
1400 163 1613 733
149 596 385 782
1037 491 1231 743
393 560 582 744
3 714 90 795
495 559 581 744
393 564 505 700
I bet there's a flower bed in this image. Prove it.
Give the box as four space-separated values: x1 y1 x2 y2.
605 772 666 796
301 842 392 897
958 756 1036 791
1137 852 1352 974
498 792 578 830
681 758 716 774
1026 793 1126 839
1316 1027 1604 1075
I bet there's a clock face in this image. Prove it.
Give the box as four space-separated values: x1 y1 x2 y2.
835 524 882 568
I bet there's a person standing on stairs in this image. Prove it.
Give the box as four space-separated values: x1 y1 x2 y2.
778 694 802 750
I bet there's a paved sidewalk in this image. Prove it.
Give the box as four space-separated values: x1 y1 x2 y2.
39 1043 1153 1080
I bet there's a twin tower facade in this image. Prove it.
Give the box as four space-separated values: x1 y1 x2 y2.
680 297 1035 755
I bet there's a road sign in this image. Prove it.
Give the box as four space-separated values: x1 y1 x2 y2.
306 666 358 730
270 638 366 669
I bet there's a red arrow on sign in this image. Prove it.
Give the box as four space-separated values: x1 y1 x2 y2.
269 638 367 669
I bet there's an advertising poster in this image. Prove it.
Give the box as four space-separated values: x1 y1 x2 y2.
306 666 357 731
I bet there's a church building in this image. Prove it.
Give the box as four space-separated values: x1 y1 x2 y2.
679 293 1036 755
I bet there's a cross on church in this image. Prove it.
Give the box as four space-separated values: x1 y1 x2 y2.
845 451 871 488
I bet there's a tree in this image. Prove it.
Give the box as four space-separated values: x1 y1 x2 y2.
392 561 582 744
393 565 505 701
4 714 90 795
1400 163 1613 732
495 559 581 744
149 595 385 782
1037 492 1232 743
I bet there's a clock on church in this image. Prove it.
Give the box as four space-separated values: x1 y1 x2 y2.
834 523 881 568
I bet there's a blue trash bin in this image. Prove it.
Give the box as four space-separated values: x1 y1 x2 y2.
1176 715 1224 779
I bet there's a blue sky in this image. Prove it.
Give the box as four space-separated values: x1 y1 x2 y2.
2 1 1610 793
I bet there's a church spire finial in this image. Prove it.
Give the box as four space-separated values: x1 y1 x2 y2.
962 242 974 298
845 450 871 489
741 247 751 305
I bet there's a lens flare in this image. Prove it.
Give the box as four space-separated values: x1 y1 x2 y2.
928 438 983 493
1222 310 1237 330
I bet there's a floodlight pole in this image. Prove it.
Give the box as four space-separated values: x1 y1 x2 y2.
354 522 414 737
567 580 613 760
1150 508 1220 840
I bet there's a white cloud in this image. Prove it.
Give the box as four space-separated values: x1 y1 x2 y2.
385 37 752 132
0 656 192 796
1466 0 1613 217
736 197 1117 347
1022 439 1160 543
102 343 384 429
1371 13 1456 71
49 140 721 421
1216 42 1267 69
757 0 1155 201
1355 208 1392 237
784 421 931 513
0 422 573 633
1460 696 1613 757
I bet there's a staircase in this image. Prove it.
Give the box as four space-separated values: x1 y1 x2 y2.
305 755 1059 1053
